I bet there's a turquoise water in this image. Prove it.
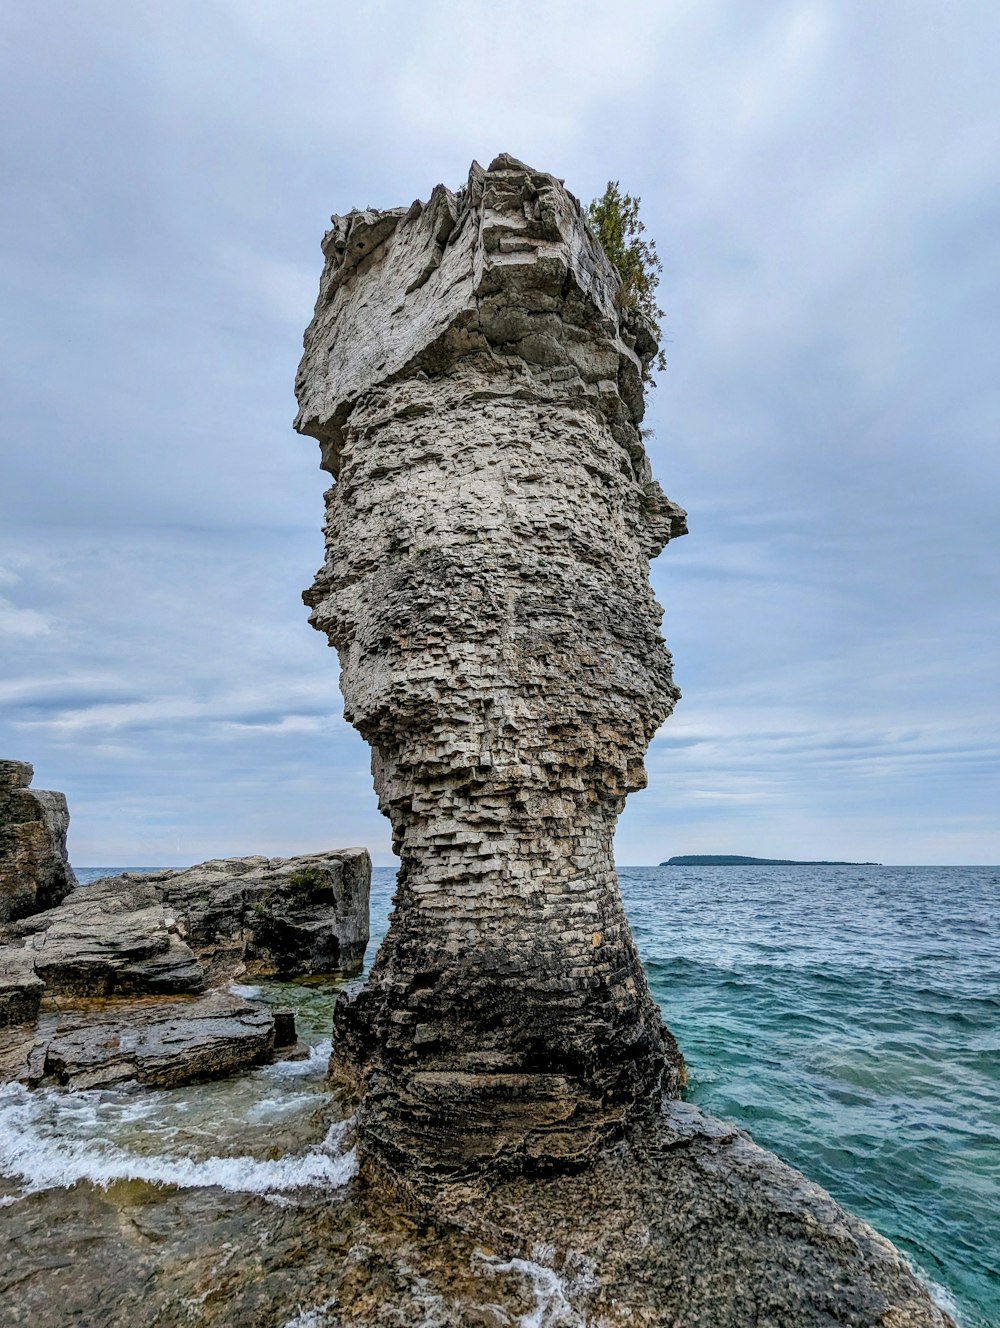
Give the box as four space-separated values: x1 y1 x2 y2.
367 864 998 1327
74 863 999 1325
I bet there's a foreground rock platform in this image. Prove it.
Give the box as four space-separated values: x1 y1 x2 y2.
0 1098 955 1326
435 1100 956 1327
298 153 687 1181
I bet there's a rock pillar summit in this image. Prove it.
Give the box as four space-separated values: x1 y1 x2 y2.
295 155 688 1182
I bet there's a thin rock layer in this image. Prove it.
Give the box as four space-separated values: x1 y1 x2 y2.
296 155 687 1181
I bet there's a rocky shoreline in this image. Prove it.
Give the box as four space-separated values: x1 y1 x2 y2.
0 152 961 1325
0 759 957 1324
0 767 370 1091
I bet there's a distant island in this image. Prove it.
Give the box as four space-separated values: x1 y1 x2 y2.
660 854 881 866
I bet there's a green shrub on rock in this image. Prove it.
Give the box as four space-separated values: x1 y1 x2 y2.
587 180 667 387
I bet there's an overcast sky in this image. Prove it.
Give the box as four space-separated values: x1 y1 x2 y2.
1 1 998 867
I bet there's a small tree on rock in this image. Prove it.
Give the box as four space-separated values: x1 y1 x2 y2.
587 181 667 387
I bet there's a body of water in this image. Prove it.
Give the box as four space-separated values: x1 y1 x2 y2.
1 862 995 1326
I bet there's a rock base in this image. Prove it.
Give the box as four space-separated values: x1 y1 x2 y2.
0 1095 956 1326
432 1098 955 1326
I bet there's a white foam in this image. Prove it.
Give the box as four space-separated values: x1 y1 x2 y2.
244 1091 325 1123
0 1083 356 1201
261 1039 332 1080
474 1250 584 1328
905 1257 964 1324
282 1297 337 1328
228 982 263 999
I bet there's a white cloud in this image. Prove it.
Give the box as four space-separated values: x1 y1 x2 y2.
0 596 51 638
1 0 998 865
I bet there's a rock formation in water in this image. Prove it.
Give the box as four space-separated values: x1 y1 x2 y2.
0 850 370 1015
296 154 687 1181
122 849 371 981
0 849 370 1093
0 761 75 923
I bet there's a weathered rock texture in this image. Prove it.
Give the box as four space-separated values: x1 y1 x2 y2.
141 850 371 980
0 948 44 1028
0 761 75 923
296 154 687 1181
0 1101 957 1326
10 992 277 1092
0 851 368 1107
8 876 206 999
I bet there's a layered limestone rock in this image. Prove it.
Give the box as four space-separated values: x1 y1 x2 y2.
296 154 687 1181
8 875 206 999
0 761 76 923
14 991 278 1092
0 850 369 1093
0 851 369 1032
142 849 371 980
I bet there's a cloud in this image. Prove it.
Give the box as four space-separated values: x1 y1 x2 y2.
0 597 51 639
1 1 998 865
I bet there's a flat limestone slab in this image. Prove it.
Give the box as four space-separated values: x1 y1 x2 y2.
9 991 276 1091
11 878 205 997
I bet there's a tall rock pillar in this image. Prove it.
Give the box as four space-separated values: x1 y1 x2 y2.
295 155 688 1182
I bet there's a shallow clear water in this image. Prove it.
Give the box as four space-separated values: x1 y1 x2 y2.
369 864 999 1327
3 862 996 1326
619 864 999 1328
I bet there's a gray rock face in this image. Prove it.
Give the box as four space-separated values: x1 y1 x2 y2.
0 850 365 1087
437 1099 957 1327
133 849 371 980
296 155 687 1181
9 877 206 998
2 991 277 1091
0 948 44 1027
0 851 368 1069
0 761 76 922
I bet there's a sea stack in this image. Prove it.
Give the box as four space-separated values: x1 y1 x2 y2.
295 155 687 1182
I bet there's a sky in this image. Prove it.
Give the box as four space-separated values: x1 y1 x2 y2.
1 1 998 867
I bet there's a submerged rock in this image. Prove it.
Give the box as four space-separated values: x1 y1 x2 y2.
0 761 76 923
297 154 686 1182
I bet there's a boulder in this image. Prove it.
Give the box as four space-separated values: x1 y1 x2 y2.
17 990 276 1091
9 877 205 997
119 849 371 980
0 761 76 922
